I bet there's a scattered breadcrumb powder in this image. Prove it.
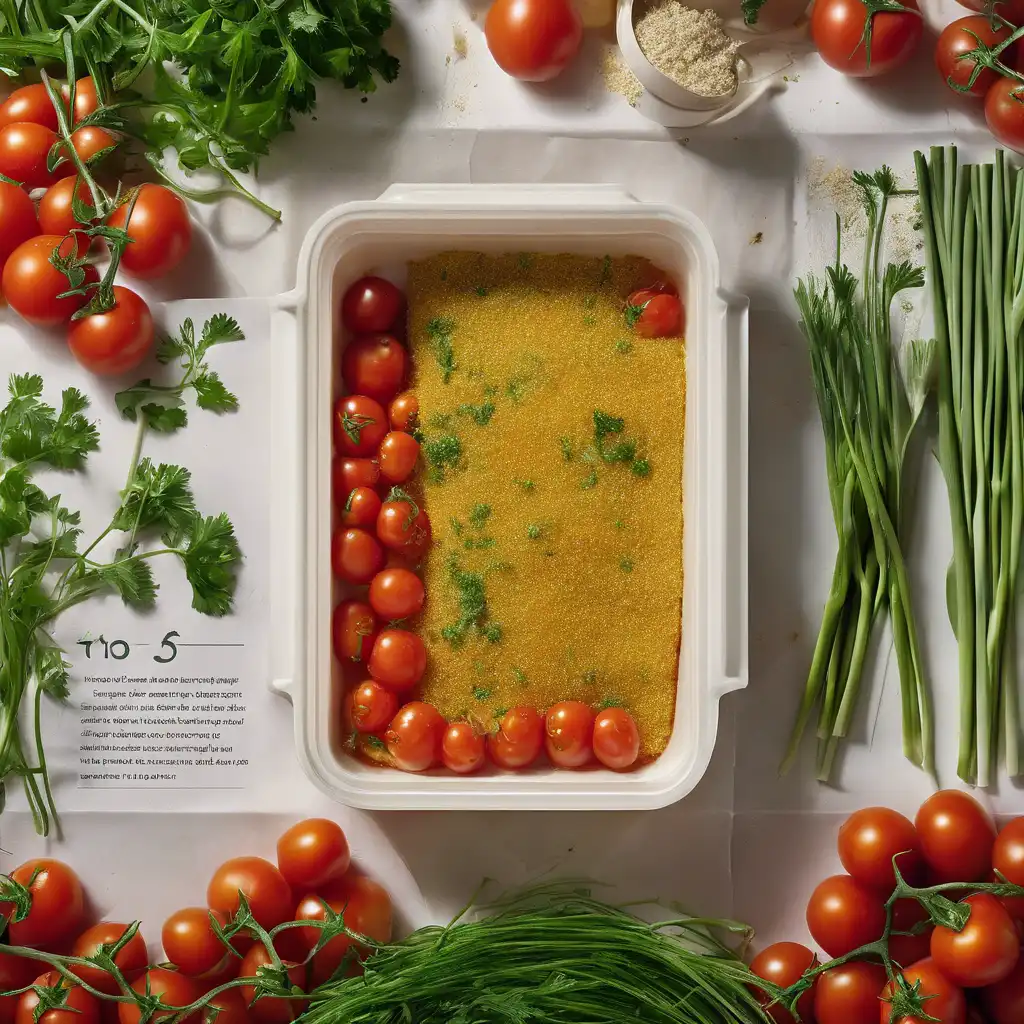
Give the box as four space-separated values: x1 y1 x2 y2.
635 2 738 98
602 46 644 106
453 27 468 60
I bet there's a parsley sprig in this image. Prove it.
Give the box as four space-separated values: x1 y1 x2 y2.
0 315 244 836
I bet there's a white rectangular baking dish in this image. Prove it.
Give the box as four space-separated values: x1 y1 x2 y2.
269 183 748 810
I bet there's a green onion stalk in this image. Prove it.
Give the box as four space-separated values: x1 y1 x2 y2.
782 169 935 782
915 146 1024 786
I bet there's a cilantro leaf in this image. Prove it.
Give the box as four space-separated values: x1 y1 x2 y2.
35 647 70 701
113 460 197 535
167 513 241 617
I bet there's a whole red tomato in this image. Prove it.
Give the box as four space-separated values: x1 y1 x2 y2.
484 0 584 82
332 599 379 665
930 893 1019 988
488 706 544 769
985 958 1024 1023
838 806 923 892
341 277 403 334
986 76 1024 153
276 817 351 892
2 859 85 948
0 84 58 131
748 941 817 1024
107 184 192 279
238 945 306 1024
0 181 39 268
815 960 887 1024
0 123 59 189
806 874 886 957
881 958 966 1024
0 954 39 1024
161 907 233 977
69 126 115 166
342 334 407 403
70 922 148 993
206 856 294 930
118 969 203 1024
17 974 99 1024
811 0 923 77
38 177 93 254
67 287 155 376
385 701 446 772
915 790 995 883
936 16 1014 97
2 235 98 327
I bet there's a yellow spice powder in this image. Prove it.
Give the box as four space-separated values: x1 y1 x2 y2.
406 253 686 759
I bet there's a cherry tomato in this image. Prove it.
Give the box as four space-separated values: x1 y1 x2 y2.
386 701 445 771
838 806 923 892
334 395 389 457
389 392 419 432
341 277 403 334
68 126 114 166
368 628 427 689
987 76 1024 153
442 722 487 774
200 990 249 1024
107 185 192 279
806 875 886 958
277 818 351 892
748 941 817 1024
815 960 885 1024
936 17 1013 97
4 859 85 948
2 235 98 327
957 0 1024 19
333 457 381 508
67 79 99 124
811 0 923 77
119 970 203 1024
67 286 154 376
162 907 233 977
881 959 966 1024
331 599 379 665
368 568 425 620
0 954 37 1024
592 707 640 770
38 177 93 254
377 500 432 561
0 181 39 269
348 679 399 733
544 701 594 768
889 898 934 968
484 0 583 82
17 974 99 1024
70 923 148 993
340 487 382 529
930 893 1019 988
985 958 1024 1024
488 707 544 769
0 85 58 131
342 334 407 404
627 291 684 339
332 527 385 585
0 123 58 189
207 856 294 930
237 947 305 1024
378 431 419 484
915 791 995 883
994 817 1024 885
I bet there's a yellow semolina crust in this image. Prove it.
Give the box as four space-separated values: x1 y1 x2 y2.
406 252 686 760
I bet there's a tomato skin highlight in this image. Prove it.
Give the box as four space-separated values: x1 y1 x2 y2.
342 334 407 404
378 431 420 484
881 959 966 1024
368 628 427 690
386 701 446 771
811 0 923 77
442 722 487 774
207 856 294 930
331 599 379 665
333 395 388 457
161 907 233 977
930 893 1019 988
368 567 425 620
69 126 114 166
4 859 85 948
915 790 995 883
748 942 817 1024
69 79 99 124
0 123 58 189
389 392 418 431
70 923 148 993
107 184 192 279
592 707 640 770
0 85 58 131
838 806 923 892
2 235 98 326
544 701 595 768
0 181 39 269
67 286 155 376
341 277 403 334
348 679 399 733
485 0 583 81
489 707 544 769
806 874 886 958
814 960 886 1024
331 527 385 585
277 818 351 892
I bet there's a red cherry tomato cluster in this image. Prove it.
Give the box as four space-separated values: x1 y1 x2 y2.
0 79 193 376
749 792 1024 1024
332 276 644 776
0 820 391 1024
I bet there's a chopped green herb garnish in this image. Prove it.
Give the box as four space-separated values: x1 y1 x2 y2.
514 479 535 491
464 537 497 550
594 410 625 442
615 339 634 355
475 285 488 297
469 504 492 529
581 470 598 490
517 254 533 270
450 517 464 536
583 294 597 310
483 623 503 643
582 669 597 684
512 667 527 685
423 434 462 480
458 401 496 426
560 437 573 461
365 734 387 751
426 316 457 383
494 707 509 719
526 524 541 540
599 254 613 284
614 519 625 530
625 300 650 329
473 686 492 701
598 695 625 710
506 374 529 404
429 411 453 429
410 426 425 444
631 459 651 478
583 315 596 327
604 440 637 464
427 467 445 485
443 555 500 648
619 557 634 573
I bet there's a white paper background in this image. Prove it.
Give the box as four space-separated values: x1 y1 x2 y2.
1 0 1022 958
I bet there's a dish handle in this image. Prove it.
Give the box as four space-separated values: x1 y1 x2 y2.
712 289 749 699
267 292 305 704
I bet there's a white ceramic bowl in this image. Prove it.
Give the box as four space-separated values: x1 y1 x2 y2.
270 184 749 810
